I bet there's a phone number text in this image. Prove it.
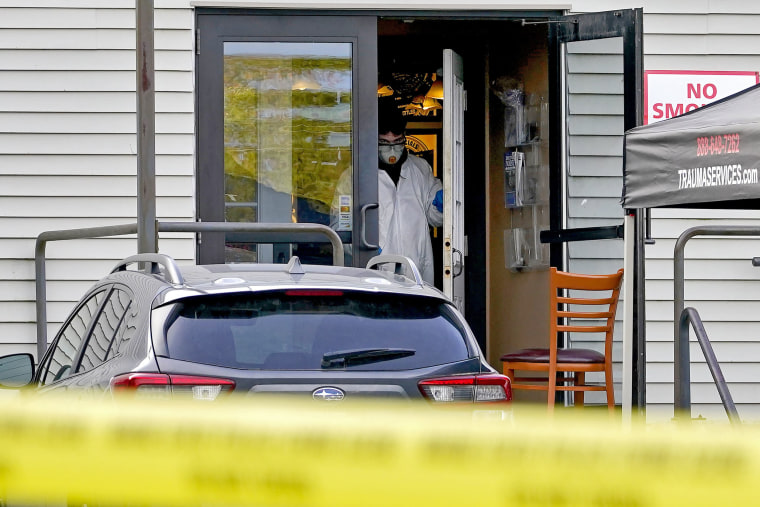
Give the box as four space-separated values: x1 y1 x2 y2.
696 134 740 157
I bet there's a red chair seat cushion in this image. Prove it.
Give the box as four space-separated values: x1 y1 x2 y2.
500 347 604 364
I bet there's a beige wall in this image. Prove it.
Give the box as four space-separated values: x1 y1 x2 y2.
485 27 551 403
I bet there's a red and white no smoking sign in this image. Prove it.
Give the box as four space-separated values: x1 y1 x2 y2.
644 70 759 125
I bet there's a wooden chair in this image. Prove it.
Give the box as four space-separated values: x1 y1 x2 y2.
500 267 624 412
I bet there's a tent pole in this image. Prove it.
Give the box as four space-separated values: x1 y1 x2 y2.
622 211 635 426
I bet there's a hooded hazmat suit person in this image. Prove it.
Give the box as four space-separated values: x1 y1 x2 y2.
376 101 443 284
330 100 444 284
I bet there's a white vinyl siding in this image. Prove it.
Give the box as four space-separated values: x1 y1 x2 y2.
0 1 195 356
643 208 760 423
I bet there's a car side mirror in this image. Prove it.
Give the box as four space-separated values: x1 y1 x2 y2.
0 353 35 388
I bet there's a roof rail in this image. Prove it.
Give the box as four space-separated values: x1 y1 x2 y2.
366 254 424 287
111 253 185 286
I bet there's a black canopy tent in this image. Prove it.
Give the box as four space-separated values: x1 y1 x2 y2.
624 82 760 210
622 81 760 420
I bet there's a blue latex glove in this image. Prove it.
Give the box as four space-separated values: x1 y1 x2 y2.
432 189 443 212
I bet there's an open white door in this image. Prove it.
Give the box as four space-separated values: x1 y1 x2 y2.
442 49 466 312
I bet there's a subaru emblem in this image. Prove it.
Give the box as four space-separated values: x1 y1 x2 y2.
313 387 345 401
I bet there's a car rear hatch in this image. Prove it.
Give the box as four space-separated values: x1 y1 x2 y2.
135 289 510 404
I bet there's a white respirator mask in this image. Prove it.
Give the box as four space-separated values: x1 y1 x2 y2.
379 144 405 165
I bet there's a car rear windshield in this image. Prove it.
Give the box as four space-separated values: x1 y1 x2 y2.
163 290 471 370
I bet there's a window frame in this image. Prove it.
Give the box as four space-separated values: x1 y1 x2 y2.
76 285 136 374
36 286 111 386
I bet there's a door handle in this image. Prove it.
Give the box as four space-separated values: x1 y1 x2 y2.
453 247 464 278
360 203 379 250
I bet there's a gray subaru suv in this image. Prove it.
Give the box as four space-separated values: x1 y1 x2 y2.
0 253 511 405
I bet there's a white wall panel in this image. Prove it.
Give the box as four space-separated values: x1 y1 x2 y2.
645 258 759 280
567 94 624 114
0 196 194 217
647 280 760 301
568 240 624 259
566 116 624 134
707 14 760 33
0 281 96 301
646 34 760 55
567 197 625 218
648 300 760 323
0 8 132 29
652 208 760 219
568 136 624 156
650 217 760 238
644 13 760 36
567 74 624 94
0 133 192 154
561 258 624 275
648 362 760 383
0 154 192 175
568 218 625 228
0 71 135 91
0 175 193 196
566 155 622 176
644 54 760 70
0 91 192 112
572 0 709 14
646 238 760 260
646 320 760 342
0 71 192 92
0 259 110 281
647 382 760 404
568 176 625 196
0 112 194 133
0 49 191 71
0 26 191 50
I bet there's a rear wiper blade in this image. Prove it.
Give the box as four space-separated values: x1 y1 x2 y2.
321 348 416 368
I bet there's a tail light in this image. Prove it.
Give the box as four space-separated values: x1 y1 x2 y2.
110 373 235 401
418 374 512 403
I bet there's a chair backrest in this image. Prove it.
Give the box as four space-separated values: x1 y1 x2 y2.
549 267 624 359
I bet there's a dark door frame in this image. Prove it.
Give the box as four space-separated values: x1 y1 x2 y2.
195 11 378 266
548 8 645 408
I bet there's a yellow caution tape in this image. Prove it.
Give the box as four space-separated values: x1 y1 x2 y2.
0 393 756 507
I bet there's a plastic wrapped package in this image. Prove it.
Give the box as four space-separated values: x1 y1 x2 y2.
491 77 525 146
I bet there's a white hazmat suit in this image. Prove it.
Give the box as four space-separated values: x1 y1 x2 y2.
378 153 443 284
330 153 443 284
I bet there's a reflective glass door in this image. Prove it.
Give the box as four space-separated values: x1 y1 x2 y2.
223 42 353 263
197 13 378 266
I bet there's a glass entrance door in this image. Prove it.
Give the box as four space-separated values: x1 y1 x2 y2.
196 13 378 266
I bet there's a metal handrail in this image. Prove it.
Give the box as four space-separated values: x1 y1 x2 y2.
35 223 139 361
679 307 740 425
673 225 760 423
34 221 344 359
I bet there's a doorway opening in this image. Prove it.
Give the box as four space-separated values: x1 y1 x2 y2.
378 17 552 365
